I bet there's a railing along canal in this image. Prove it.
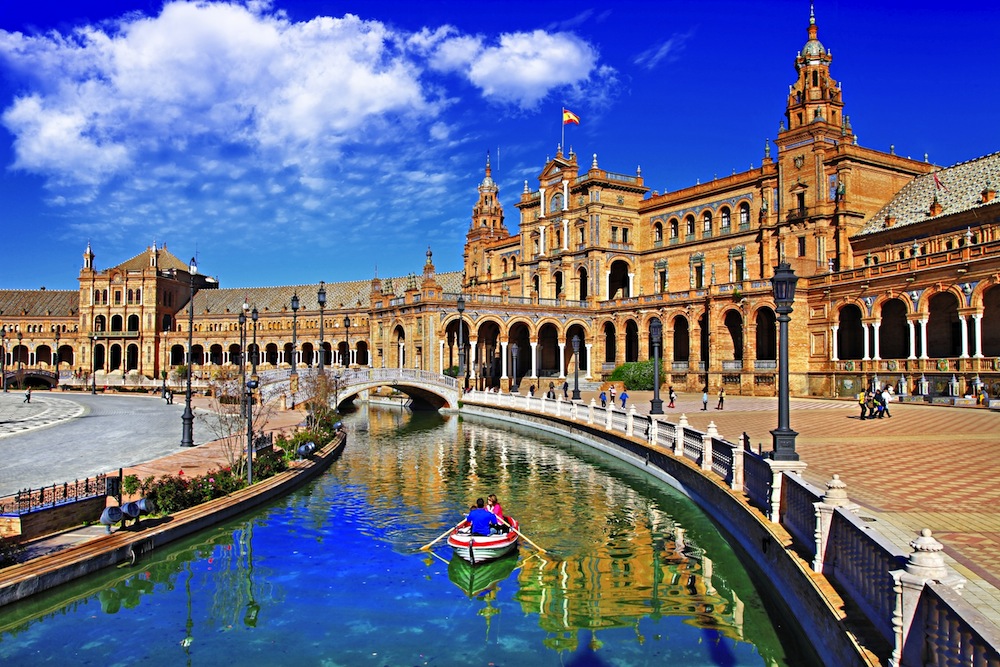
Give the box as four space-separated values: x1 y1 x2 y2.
460 389 1000 667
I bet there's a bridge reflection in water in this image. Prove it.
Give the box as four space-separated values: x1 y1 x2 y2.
0 405 803 665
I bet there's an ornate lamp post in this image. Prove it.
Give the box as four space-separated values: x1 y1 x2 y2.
246 378 259 485
290 293 300 374
456 295 465 388
571 335 582 401
53 329 60 380
238 308 247 415
0 326 6 392
180 256 197 448
317 281 327 372
343 315 350 367
770 261 800 461
90 333 97 394
650 318 664 414
251 307 259 378
511 342 519 392
16 332 22 388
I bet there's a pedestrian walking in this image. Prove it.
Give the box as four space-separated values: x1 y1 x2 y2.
620 390 629 408
858 391 868 420
701 387 708 411
609 385 616 406
667 386 676 408
166 390 173 405
562 380 569 399
23 387 31 404
599 391 607 407
716 387 726 410
880 387 892 418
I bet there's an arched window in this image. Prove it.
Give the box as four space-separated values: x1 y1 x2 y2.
127 314 140 332
739 202 750 228
720 207 731 230
702 211 713 233
685 215 695 236
669 218 679 239
654 222 663 243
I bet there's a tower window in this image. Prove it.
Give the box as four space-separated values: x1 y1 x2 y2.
797 236 807 257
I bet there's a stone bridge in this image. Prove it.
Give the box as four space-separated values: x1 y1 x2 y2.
258 367 460 411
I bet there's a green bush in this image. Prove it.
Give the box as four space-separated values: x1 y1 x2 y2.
608 359 664 391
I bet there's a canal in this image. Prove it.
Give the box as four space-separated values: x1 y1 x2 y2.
0 405 812 665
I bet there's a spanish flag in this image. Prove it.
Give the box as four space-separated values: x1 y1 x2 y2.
562 108 580 125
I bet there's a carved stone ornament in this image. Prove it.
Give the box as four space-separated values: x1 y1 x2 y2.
793 155 805 169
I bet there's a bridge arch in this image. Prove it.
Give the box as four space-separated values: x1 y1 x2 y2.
260 368 460 411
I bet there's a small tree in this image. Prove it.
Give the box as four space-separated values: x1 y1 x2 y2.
200 367 278 476
609 359 664 391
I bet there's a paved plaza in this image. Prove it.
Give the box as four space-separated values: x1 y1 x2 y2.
2 387 998 628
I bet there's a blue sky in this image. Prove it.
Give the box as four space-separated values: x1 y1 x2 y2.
1 1 996 291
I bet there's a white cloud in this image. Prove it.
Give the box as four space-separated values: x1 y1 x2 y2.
634 30 695 70
0 1 617 271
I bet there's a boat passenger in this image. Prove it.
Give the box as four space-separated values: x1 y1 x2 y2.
487 494 509 533
467 498 500 536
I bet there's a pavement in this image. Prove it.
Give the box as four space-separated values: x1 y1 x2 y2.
3 386 999 630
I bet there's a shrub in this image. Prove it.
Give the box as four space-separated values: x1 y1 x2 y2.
609 359 664 391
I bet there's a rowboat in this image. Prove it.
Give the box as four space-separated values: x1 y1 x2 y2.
447 551 518 597
447 518 519 564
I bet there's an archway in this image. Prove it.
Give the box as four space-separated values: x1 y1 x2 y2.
755 308 776 361
878 298 909 359
624 320 639 362
722 310 744 361
983 286 1000 356
126 344 139 371
837 305 863 360
475 321 502 390
508 322 531 387
537 322 560 378
672 316 689 362
578 266 588 300
607 260 631 300
603 321 617 366
927 292 961 358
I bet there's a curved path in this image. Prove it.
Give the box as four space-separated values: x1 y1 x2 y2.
1 392 226 497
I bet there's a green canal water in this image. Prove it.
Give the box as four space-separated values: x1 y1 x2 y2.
0 405 813 665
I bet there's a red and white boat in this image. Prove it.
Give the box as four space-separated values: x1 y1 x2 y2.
447 518 519 564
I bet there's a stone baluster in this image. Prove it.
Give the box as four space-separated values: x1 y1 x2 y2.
701 421 718 472
626 405 636 436
674 414 688 457
587 398 595 425
812 474 858 573
890 529 966 667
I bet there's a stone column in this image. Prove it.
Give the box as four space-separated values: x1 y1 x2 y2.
585 343 593 379
812 474 858 573
438 340 444 374
530 341 538 378
958 314 969 359
907 320 917 360
919 319 929 359
558 342 566 378
872 320 882 360
890 530 966 667
500 341 508 380
972 313 983 358
862 322 871 361
831 325 839 361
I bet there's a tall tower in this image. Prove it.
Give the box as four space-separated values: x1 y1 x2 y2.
778 3 845 145
464 152 508 285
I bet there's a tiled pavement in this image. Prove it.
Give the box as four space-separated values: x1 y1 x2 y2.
8 388 1000 627
595 390 1000 627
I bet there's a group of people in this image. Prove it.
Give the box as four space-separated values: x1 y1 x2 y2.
858 385 893 420
465 494 508 536
598 385 629 408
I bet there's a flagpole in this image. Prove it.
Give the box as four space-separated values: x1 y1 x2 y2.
561 108 565 152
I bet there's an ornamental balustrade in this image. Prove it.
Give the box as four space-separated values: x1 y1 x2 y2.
0 474 114 515
461 388 1000 666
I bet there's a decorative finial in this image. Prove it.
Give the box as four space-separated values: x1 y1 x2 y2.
764 138 771 158
592 153 598 169
523 180 529 194
810 1 816 25
426 246 433 264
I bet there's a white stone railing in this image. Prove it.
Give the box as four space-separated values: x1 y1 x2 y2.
461 389 1000 666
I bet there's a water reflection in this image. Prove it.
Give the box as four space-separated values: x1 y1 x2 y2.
0 405 800 665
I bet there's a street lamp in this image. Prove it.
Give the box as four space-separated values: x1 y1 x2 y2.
770 261 800 461
317 281 327 372
246 378 259 485
251 307 259 378
53 329 60 380
90 333 97 394
0 326 6 392
456 295 465 388
343 315 350 367
571 335 582 401
511 342 519 392
290 293 300 375
650 318 664 414
16 332 22 388
238 308 247 416
180 256 197 448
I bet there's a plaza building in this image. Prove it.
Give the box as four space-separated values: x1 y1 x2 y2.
1 9 998 400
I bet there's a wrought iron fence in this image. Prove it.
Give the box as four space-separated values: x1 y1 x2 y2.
0 474 114 515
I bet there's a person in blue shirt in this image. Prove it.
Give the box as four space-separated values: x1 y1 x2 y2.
466 497 499 536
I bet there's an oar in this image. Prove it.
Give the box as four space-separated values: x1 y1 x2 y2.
498 516 546 554
420 520 463 551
